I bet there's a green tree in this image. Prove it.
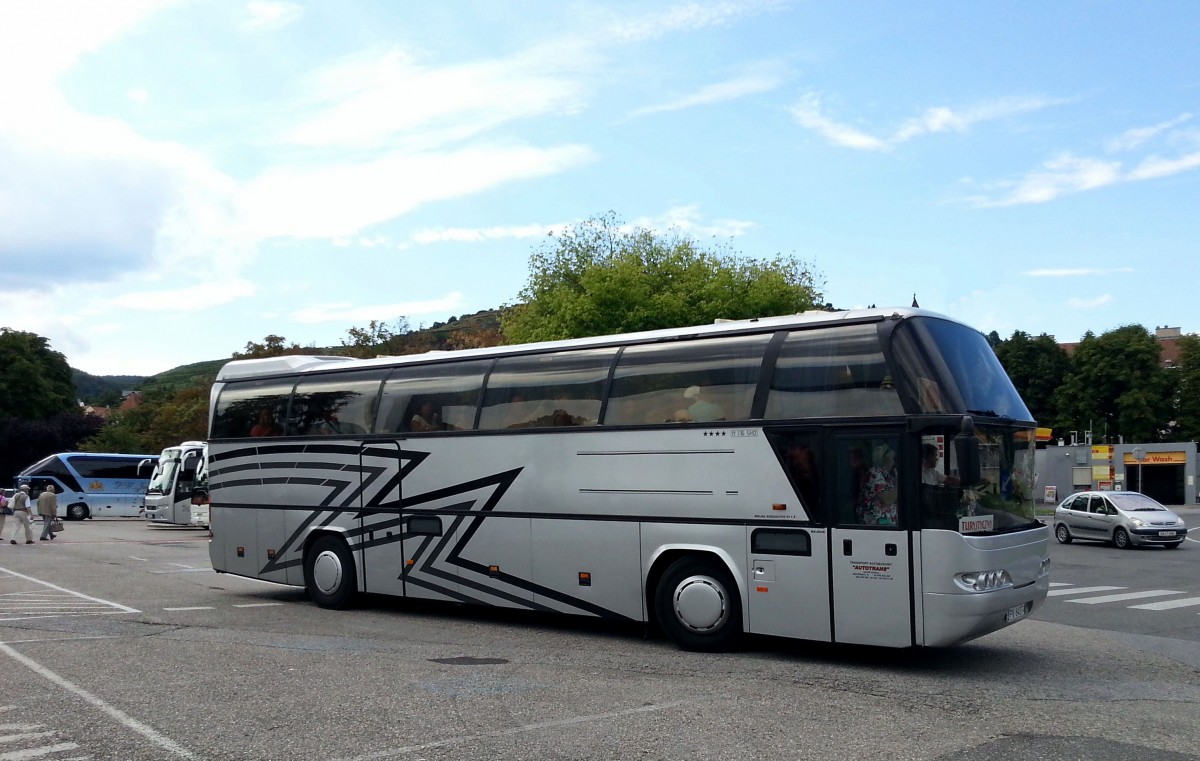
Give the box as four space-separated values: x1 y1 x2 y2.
1054 325 1169 442
0 328 76 420
234 335 311 359
341 318 416 358
1173 334 1200 440
502 213 822 343
993 331 1072 431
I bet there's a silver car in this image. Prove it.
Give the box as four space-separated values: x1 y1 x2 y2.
1054 491 1187 549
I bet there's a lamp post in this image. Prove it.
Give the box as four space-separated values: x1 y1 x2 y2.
1132 447 1146 494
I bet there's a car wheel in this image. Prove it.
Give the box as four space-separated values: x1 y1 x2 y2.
67 503 89 521
1054 524 1072 544
654 556 742 652
1113 527 1131 550
304 534 357 609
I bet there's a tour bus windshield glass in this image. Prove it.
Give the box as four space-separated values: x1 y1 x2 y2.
892 317 1032 420
920 427 1038 533
146 448 181 495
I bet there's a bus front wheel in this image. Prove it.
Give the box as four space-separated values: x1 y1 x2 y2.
654 557 742 652
304 535 357 609
67 503 89 521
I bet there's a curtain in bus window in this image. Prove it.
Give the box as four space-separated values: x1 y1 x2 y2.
212 380 294 438
604 334 769 426
287 371 386 436
478 348 616 430
375 360 490 434
765 325 903 420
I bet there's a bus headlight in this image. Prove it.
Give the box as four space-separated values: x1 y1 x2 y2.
955 569 1012 592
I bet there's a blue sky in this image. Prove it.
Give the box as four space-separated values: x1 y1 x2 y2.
2 1 1197 377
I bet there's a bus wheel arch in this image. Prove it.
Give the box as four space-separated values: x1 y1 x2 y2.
66 502 90 521
650 551 743 652
303 532 357 609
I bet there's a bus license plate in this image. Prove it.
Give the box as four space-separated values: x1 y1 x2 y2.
1159 531 1176 537
1004 603 1029 623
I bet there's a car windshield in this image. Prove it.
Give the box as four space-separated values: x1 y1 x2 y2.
1108 493 1167 512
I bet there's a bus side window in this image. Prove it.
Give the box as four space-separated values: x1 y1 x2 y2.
478 348 615 430
375 360 490 434
604 335 768 426
212 381 293 439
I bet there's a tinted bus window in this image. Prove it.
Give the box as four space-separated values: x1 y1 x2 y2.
891 317 1032 420
18 455 83 493
765 325 903 419
70 456 149 480
376 360 490 433
605 334 769 426
287 371 386 436
212 380 294 438
479 348 616 430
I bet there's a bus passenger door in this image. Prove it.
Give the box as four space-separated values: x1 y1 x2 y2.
358 442 404 597
829 433 913 647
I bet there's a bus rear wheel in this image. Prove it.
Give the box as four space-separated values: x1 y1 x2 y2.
304 535 357 609
654 557 742 652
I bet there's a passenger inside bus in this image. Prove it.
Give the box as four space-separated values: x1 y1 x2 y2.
782 441 820 510
858 443 898 525
674 386 725 422
250 408 280 437
410 401 443 432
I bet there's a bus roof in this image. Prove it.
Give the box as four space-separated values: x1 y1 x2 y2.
214 307 953 383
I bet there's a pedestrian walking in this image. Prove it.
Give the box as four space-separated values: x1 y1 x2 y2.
7 485 35 545
36 484 58 541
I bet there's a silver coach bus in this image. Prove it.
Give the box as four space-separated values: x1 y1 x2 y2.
205 308 1049 650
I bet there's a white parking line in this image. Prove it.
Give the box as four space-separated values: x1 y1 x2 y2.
1065 590 1183 605
1046 585 1125 597
1128 596 1200 611
162 607 215 611
0 644 196 759
232 603 283 608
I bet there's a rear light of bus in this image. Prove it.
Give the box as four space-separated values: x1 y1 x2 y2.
955 569 1012 592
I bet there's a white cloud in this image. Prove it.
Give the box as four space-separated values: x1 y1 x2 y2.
410 224 563 245
788 93 888 151
791 94 1066 151
630 205 757 238
628 69 784 118
127 87 150 103
1066 294 1114 309
242 143 594 240
603 1 784 43
283 47 585 150
1106 114 1193 153
975 153 1122 207
1126 149 1200 181
242 1 303 31
110 278 257 312
291 294 466 324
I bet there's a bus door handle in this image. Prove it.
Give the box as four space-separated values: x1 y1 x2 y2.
885 543 897 556
843 539 852 555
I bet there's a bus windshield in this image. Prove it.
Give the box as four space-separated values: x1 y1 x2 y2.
892 317 1032 420
146 448 182 495
920 426 1038 534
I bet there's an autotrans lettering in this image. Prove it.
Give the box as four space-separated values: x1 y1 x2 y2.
850 562 894 581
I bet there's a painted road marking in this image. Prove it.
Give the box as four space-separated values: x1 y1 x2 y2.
1046 585 1125 597
1065 590 1183 605
1128 596 1200 611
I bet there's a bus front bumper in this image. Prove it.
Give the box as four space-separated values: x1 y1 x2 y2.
922 575 1049 647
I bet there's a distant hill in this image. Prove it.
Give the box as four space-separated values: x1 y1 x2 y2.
73 369 145 405
128 308 507 397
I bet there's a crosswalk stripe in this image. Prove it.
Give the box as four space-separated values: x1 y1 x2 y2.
1048 582 1072 587
1128 596 1200 611
1046 586 1124 597
1065 590 1182 605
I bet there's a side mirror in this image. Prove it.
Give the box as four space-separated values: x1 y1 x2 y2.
954 435 981 487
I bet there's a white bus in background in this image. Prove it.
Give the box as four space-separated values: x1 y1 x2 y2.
205 308 1050 651
16 452 158 520
189 444 210 530
143 441 205 526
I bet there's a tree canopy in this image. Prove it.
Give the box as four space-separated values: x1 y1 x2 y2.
0 328 76 420
501 213 823 344
992 331 1072 429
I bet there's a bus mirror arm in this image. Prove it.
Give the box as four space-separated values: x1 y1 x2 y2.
955 416 981 486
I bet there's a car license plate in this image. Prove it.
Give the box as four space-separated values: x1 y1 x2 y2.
1159 531 1176 537
1004 603 1029 623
